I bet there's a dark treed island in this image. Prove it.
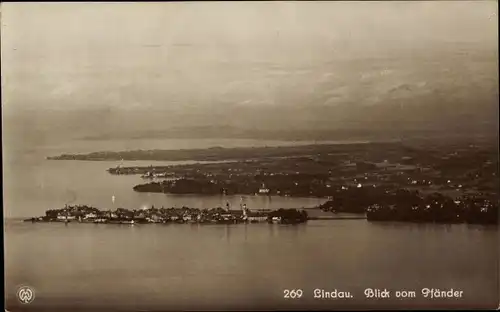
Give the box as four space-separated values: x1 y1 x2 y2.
319 189 498 224
365 192 497 224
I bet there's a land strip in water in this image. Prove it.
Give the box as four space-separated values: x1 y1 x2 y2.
48 142 386 161
25 206 308 224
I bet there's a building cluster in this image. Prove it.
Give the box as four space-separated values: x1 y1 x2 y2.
366 193 498 224
27 204 308 225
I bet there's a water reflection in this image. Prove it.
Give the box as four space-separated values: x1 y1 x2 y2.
225 225 231 243
4 219 498 310
244 224 248 242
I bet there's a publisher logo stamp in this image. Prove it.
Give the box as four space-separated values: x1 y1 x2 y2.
16 286 35 304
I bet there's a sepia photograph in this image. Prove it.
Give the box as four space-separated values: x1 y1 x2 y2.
2 1 498 311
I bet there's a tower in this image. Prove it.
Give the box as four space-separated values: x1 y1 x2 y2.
240 195 248 219
242 203 248 218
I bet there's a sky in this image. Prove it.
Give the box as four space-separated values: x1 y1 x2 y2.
1 1 498 141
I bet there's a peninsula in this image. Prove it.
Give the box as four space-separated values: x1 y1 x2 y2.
47 142 393 161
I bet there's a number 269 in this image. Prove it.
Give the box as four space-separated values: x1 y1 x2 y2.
284 289 303 299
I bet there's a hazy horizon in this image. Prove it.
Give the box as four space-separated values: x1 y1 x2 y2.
2 1 498 144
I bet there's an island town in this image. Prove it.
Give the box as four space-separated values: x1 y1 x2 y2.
24 204 309 225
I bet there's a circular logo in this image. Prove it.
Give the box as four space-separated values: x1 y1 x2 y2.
16 286 35 304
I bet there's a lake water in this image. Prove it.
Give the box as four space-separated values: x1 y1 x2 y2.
3 138 499 310
3 138 333 219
